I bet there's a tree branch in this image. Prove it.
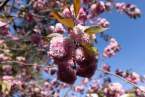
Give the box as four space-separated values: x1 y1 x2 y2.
0 0 10 11
0 60 57 68
97 68 145 94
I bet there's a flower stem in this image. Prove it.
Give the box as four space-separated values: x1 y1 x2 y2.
97 68 145 94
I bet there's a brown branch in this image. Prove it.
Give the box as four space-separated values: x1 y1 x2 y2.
0 60 57 68
97 68 145 94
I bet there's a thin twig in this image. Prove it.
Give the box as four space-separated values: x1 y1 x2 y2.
0 60 57 68
0 0 10 11
97 68 145 94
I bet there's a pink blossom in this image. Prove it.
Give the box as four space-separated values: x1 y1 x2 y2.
16 56 26 62
115 3 141 19
2 65 12 75
135 86 145 96
97 18 110 27
75 47 85 61
2 75 14 80
77 8 87 24
82 78 89 84
0 21 7 27
72 25 92 44
74 85 84 92
103 64 110 72
48 36 66 58
126 72 140 84
54 23 65 33
86 17 110 27
62 7 72 18
103 38 120 58
104 83 124 97
0 54 10 61
0 39 5 45
33 0 47 10
115 2 126 12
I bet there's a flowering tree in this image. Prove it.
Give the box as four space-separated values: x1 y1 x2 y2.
0 0 145 97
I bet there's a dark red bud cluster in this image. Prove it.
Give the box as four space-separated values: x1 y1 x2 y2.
31 33 42 44
53 46 97 84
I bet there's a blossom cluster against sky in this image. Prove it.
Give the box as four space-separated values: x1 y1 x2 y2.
98 0 145 74
95 0 145 89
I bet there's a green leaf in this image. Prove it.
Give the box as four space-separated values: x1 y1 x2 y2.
84 25 108 35
0 15 13 22
73 0 81 17
81 43 98 56
51 11 75 28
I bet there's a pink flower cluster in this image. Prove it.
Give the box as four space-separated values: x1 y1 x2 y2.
103 83 124 97
48 36 68 58
62 6 88 24
103 64 111 73
90 1 110 16
32 0 48 10
103 38 120 58
116 69 140 84
49 23 66 34
86 17 110 28
135 86 145 96
115 3 141 19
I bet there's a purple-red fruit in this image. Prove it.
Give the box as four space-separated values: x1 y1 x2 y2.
75 47 97 78
57 67 76 84
76 60 97 78
31 33 41 44
57 59 77 84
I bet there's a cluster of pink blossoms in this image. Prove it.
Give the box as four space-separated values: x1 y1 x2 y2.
116 69 141 84
103 38 120 58
103 83 125 97
115 2 141 19
102 64 141 84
